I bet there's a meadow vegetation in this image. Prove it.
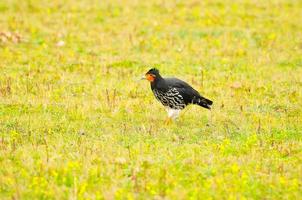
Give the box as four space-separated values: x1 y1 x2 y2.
0 0 302 199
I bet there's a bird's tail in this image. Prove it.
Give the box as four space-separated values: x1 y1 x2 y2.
195 96 213 110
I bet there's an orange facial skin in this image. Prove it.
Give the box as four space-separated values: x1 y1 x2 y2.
145 74 156 82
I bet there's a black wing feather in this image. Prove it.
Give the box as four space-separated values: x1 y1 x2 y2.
165 78 213 109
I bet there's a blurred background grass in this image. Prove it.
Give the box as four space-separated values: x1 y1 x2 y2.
0 0 301 199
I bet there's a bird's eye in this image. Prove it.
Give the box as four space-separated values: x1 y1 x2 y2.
146 74 155 82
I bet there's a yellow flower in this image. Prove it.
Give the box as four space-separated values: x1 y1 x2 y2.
231 163 239 173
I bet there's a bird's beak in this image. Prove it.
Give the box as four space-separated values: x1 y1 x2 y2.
140 75 146 80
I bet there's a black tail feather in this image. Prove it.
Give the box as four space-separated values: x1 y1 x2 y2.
196 97 213 110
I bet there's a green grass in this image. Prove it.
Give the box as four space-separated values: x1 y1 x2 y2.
0 0 302 199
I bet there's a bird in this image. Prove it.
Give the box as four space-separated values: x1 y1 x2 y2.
142 68 213 124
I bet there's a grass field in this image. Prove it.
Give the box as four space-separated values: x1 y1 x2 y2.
0 0 302 199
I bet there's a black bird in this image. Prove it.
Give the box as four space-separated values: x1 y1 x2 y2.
143 68 213 123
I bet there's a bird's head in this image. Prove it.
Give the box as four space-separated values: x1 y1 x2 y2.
143 68 160 82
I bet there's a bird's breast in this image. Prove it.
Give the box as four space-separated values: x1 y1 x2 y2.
152 88 186 109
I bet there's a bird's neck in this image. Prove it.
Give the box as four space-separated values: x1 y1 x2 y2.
151 75 168 91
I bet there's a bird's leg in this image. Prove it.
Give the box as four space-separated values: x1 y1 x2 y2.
164 108 180 125
164 117 173 125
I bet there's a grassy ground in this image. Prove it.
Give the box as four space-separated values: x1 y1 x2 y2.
0 0 302 199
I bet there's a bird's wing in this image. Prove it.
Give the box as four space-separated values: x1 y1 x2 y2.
165 78 201 104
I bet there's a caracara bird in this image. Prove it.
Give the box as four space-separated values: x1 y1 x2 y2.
143 68 213 123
